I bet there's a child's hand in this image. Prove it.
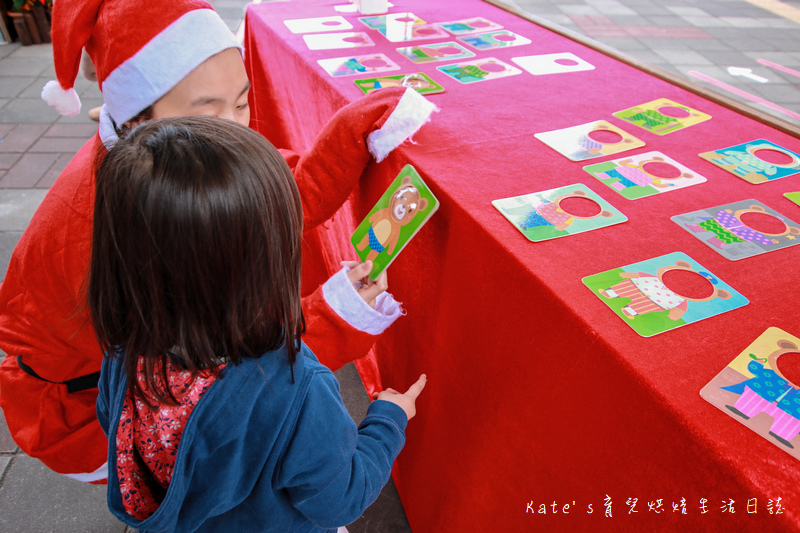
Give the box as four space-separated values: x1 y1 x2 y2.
343 260 388 308
372 374 427 421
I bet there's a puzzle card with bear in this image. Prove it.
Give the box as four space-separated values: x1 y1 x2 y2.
359 13 426 30
613 98 711 135
303 32 375 51
535 120 645 162
786 192 800 207
396 42 475 64
436 17 503 35
492 184 627 242
318 54 400 77
354 73 444 95
672 200 800 260
700 139 800 184
457 30 531 51
351 165 440 280
582 252 748 337
435 58 522 84
700 327 800 459
584 151 707 200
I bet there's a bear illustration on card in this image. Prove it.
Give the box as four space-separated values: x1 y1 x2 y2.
600 155 693 191
501 190 613 231
722 338 800 449
598 259 731 321
684 204 800 249
351 165 439 280
356 175 428 261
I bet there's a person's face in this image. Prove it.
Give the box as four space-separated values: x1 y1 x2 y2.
149 48 251 126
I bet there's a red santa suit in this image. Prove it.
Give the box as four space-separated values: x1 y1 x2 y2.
1 0 434 482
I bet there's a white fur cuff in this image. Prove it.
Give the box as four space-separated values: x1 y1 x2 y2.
367 87 437 163
322 267 403 335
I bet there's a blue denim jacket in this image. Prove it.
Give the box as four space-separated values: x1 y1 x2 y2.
97 343 407 532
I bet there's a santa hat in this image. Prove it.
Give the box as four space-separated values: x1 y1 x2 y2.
42 0 239 126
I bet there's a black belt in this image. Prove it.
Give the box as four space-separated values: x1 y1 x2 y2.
16 356 101 394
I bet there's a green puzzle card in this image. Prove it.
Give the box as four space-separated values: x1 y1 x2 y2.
613 98 711 135
351 165 439 280
492 183 627 241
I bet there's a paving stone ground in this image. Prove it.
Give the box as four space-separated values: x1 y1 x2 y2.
0 0 798 531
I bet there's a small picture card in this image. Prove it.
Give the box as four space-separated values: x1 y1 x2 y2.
351 165 440 280
437 17 503 35
303 32 375 51
396 42 475 64
672 200 800 261
436 58 522 84
701 327 800 459
360 13 448 41
284 16 353 34
700 139 800 184
318 54 400 77
511 53 594 75
381 23 449 42
335 1 394 13
354 72 444 95
359 13 425 30
786 192 800 207
584 151 707 200
583 252 748 337
457 30 531 50
614 98 711 135
535 120 645 162
492 184 627 242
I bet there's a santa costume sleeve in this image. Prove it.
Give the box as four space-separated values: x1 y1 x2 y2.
279 86 437 229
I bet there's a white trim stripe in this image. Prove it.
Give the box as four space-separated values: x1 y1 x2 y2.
101 9 240 126
63 461 108 483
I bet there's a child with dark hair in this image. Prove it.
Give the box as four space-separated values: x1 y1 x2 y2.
91 115 426 532
0 0 434 484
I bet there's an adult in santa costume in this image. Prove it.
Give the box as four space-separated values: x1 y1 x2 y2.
0 0 435 483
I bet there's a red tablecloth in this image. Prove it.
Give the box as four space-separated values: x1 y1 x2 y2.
244 1 800 530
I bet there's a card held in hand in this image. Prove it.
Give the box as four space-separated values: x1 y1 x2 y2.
351 165 439 280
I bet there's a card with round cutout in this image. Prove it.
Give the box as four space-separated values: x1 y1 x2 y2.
303 32 375 51
700 327 800 459
436 57 522 84
614 98 711 135
396 42 475 64
318 54 400 77
436 17 503 35
492 183 627 242
457 30 532 50
535 120 645 162
284 16 353 34
584 151 707 200
700 139 800 184
511 52 594 75
672 200 800 261
354 73 444 95
583 252 749 337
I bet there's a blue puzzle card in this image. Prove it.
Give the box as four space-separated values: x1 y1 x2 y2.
700 139 800 184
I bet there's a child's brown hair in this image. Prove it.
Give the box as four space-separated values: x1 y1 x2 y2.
89 115 304 405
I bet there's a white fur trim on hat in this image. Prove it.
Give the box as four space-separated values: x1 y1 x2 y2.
41 80 81 117
367 88 438 163
101 9 240 126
